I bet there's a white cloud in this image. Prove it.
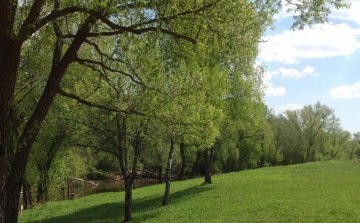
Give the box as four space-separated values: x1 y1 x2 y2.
276 103 302 113
262 71 286 96
330 82 360 99
265 85 287 97
262 65 315 96
272 66 316 79
259 23 360 64
262 72 286 96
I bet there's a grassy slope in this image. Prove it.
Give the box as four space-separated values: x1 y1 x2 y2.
20 161 360 223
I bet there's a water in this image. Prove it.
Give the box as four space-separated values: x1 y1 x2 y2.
72 179 159 199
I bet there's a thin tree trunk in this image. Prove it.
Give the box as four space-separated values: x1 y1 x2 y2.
178 142 186 180
204 148 212 184
162 138 175 206
116 115 133 222
123 177 132 222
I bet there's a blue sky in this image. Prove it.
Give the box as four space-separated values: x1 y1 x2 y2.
258 0 360 134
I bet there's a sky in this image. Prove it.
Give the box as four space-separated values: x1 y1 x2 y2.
258 0 360 134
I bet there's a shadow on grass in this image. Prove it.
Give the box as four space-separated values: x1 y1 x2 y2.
30 184 211 223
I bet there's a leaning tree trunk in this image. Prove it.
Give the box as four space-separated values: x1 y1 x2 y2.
204 148 212 184
162 138 175 206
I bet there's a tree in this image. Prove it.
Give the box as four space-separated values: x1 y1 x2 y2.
328 130 351 159
269 102 343 164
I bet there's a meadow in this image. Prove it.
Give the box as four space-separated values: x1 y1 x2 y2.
20 161 360 223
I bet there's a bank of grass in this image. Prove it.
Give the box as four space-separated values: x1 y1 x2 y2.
20 161 360 223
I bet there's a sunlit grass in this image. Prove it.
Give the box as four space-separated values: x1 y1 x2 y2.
20 161 360 223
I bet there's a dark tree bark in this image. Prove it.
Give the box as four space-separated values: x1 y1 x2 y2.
0 1 22 218
178 142 186 180
162 138 175 206
1 0 50 217
204 148 212 184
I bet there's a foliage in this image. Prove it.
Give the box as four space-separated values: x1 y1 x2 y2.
266 102 350 164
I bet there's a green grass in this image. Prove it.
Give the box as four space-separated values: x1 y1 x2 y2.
20 161 360 223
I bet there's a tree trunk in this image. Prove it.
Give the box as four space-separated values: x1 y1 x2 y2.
116 116 133 222
162 138 175 206
178 142 186 180
124 178 132 222
0 0 43 220
204 148 212 184
0 41 22 223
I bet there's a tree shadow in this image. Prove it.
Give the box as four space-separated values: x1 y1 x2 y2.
29 184 211 223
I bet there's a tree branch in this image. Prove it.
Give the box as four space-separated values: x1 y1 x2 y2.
18 0 46 41
58 88 144 116
84 39 126 64
75 61 122 96
75 58 144 85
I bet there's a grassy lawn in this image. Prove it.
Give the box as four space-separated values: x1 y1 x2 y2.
20 161 360 223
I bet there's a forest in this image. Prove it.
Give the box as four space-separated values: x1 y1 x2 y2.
0 0 357 223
